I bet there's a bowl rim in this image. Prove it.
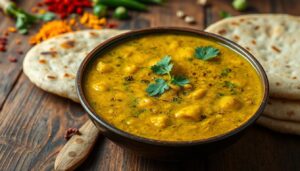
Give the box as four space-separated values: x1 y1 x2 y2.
76 27 269 146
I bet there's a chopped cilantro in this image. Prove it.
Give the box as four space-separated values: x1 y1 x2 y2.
221 68 232 76
224 81 236 89
146 78 169 96
146 56 190 96
195 46 220 60
151 56 173 75
171 76 189 86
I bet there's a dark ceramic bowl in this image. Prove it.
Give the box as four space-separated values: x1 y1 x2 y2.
76 27 269 160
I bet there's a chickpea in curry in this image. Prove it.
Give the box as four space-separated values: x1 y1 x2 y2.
83 33 263 141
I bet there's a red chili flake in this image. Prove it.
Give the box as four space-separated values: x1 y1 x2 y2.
64 128 80 140
44 0 91 19
0 46 6 52
8 57 17 63
107 22 118 29
0 37 6 52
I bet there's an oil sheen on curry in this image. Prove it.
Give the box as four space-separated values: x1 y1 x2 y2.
84 33 263 141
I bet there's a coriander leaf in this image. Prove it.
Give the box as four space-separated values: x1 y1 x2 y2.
146 78 169 96
195 46 220 60
224 81 236 89
171 76 189 86
219 11 232 18
151 56 173 75
221 68 232 77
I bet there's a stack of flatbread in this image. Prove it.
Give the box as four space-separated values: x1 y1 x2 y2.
205 14 300 135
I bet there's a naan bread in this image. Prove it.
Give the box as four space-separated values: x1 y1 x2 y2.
257 116 300 135
263 98 300 122
205 14 300 100
23 29 127 102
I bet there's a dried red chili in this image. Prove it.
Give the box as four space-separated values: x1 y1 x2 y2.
43 0 91 19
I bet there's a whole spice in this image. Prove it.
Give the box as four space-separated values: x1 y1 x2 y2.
64 127 80 140
30 20 73 45
44 0 91 19
8 56 17 63
0 37 7 52
176 10 185 18
184 16 196 24
80 12 106 29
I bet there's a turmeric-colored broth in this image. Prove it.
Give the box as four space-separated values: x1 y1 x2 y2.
84 33 263 141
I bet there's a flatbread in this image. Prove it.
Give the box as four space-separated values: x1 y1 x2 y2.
205 14 300 100
257 115 300 135
263 98 300 122
23 29 127 102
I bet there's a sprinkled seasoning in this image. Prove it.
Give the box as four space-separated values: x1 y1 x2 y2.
29 20 73 45
44 0 91 19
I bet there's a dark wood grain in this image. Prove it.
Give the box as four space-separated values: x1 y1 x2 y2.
0 0 299 171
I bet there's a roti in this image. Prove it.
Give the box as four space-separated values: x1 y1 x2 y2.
257 116 300 135
264 98 300 122
23 29 127 102
205 14 300 100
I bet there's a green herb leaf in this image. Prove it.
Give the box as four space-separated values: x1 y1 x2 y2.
37 12 56 21
171 76 189 86
151 56 173 75
146 78 169 96
219 11 232 18
195 46 220 60
224 81 236 89
221 68 232 76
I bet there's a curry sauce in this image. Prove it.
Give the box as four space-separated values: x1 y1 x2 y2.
83 33 263 141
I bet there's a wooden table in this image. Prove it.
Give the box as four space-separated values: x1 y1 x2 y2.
0 0 299 170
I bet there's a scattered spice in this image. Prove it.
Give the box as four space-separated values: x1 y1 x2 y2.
44 0 91 19
0 37 7 52
7 27 17 33
80 12 106 29
176 10 185 18
15 39 21 45
184 16 196 24
64 127 80 140
8 57 17 63
17 49 23 54
107 22 118 28
29 20 73 45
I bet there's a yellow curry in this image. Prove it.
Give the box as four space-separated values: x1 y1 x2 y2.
83 33 263 141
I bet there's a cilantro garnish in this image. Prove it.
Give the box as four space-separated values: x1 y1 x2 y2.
195 46 220 60
224 81 236 89
171 76 189 86
221 68 232 77
146 78 169 96
151 56 173 75
146 56 189 96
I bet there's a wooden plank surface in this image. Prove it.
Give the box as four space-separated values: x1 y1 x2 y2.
0 0 299 170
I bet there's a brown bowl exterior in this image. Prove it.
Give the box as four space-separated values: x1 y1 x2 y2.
76 27 269 159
